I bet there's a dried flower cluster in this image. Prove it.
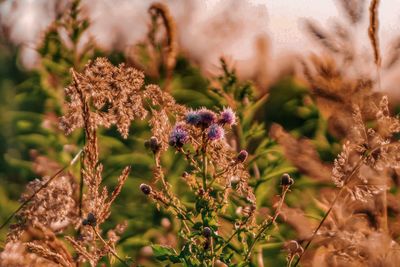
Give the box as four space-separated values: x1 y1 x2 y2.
295 96 400 266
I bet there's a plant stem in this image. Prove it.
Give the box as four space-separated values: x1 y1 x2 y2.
201 130 208 191
293 156 365 267
202 152 208 190
244 186 289 262
92 226 130 267
215 215 251 253
78 135 86 220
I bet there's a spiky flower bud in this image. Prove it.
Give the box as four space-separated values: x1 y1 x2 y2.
207 124 224 141
186 110 201 126
237 150 248 163
82 212 97 227
169 124 189 148
198 108 216 128
281 173 294 186
219 107 236 126
140 183 152 195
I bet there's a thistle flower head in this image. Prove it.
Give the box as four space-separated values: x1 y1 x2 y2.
185 110 201 126
237 150 248 163
169 124 189 148
198 108 216 128
207 123 224 141
219 107 236 126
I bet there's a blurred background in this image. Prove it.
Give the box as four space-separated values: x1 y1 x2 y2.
1 0 400 266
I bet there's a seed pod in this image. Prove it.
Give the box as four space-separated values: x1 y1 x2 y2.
281 173 294 186
140 183 152 195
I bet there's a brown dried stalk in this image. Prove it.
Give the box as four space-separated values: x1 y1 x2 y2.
91 226 129 267
149 2 178 91
368 0 381 67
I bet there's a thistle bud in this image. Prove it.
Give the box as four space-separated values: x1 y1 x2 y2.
145 136 161 154
219 107 236 126
203 227 212 238
140 183 152 195
236 150 248 163
281 173 294 186
83 212 97 227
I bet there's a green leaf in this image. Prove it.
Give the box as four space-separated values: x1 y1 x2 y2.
151 244 179 262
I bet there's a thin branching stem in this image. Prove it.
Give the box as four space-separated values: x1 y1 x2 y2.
293 142 394 267
91 226 130 267
244 186 290 262
78 135 86 220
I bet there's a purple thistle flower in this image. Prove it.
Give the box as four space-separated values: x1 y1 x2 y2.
185 110 201 126
169 124 189 148
207 123 224 141
219 107 236 126
198 108 216 128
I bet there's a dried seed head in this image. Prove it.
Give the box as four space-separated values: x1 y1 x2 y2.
237 150 248 163
207 124 224 141
281 173 294 186
145 136 161 154
203 227 212 238
219 107 236 126
140 183 152 195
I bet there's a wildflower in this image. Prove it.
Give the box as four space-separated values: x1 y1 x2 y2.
82 212 97 227
203 227 212 238
169 124 189 148
281 173 294 186
144 136 161 154
185 110 201 126
207 124 224 141
237 150 248 163
198 108 216 128
140 183 152 195
219 107 236 126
